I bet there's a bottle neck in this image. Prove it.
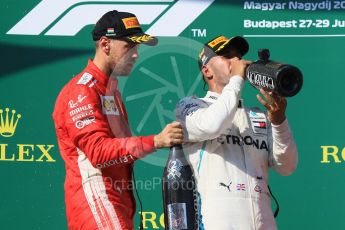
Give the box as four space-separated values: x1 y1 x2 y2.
170 144 183 151
169 144 187 163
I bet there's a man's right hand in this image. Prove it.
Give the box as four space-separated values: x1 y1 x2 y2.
230 58 252 79
154 121 184 149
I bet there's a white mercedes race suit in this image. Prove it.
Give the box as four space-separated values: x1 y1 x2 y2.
175 76 298 230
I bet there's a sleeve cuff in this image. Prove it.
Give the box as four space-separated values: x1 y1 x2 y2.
272 118 288 131
272 119 291 143
140 135 156 157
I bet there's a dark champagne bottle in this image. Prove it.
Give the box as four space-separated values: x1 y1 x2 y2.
246 49 303 97
162 144 198 230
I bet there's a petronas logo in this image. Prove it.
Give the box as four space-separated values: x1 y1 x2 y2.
0 107 21 138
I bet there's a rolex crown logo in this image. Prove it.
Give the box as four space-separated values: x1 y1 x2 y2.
0 107 21 137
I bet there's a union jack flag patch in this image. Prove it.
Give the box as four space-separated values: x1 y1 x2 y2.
248 109 267 135
237 184 246 191
253 121 266 129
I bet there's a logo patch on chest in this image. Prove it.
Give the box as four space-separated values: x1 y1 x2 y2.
100 96 119 115
248 110 267 135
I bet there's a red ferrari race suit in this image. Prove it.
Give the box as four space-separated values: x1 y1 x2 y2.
53 60 155 230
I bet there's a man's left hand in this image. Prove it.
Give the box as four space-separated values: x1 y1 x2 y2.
256 89 287 125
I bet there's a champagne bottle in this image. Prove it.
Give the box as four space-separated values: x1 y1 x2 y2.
162 144 198 230
246 49 303 97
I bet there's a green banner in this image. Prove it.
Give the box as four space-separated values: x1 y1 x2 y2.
1 0 345 229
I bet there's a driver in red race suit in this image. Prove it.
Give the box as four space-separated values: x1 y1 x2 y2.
53 10 183 230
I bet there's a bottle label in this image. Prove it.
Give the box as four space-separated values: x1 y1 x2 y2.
167 159 183 180
247 70 275 90
167 203 188 229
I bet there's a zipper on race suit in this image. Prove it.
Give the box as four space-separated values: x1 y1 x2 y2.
237 111 258 230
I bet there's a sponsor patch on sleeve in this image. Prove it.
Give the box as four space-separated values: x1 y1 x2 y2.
181 102 200 117
77 73 93 85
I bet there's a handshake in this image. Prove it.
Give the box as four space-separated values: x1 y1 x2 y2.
246 49 303 97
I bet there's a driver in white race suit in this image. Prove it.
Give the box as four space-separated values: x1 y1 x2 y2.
175 35 298 230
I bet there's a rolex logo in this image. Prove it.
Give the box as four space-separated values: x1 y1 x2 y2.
0 107 21 137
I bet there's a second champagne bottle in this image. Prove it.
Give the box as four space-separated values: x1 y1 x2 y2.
162 144 199 230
